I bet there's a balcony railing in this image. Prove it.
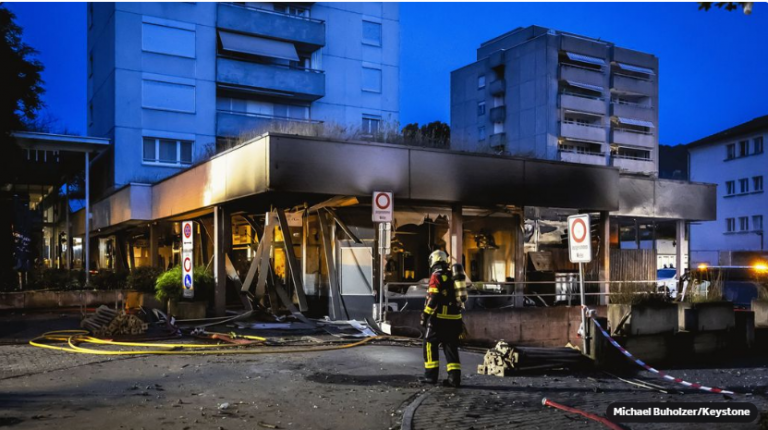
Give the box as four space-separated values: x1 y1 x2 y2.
562 119 603 129
217 109 322 124
561 91 604 101
611 99 652 109
613 127 653 136
559 147 603 156
222 2 325 23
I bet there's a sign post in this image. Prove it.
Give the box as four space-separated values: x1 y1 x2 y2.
372 192 393 321
182 221 194 299
567 214 592 353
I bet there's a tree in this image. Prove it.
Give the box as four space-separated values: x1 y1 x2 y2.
698 2 754 15
401 121 451 149
0 6 45 140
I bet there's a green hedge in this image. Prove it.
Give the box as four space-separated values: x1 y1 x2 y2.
155 266 213 303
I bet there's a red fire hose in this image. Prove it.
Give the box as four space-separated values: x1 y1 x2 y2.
542 398 623 430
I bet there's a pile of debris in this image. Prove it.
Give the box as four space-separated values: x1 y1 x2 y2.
477 341 585 376
81 305 149 337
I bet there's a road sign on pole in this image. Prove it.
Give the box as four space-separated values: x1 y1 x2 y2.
567 214 592 354
567 214 592 263
182 221 194 299
372 191 393 222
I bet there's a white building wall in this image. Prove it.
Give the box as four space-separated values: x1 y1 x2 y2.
689 132 768 264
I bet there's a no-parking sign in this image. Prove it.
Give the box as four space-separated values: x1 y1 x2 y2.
372 191 393 222
182 221 194 299
567 214 592 263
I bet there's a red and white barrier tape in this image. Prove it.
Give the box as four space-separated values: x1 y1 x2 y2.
588 311 735 395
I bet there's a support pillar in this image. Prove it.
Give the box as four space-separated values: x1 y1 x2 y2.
65 190 72 270
599 211 611 305
449 204 463 267
676 220 685 279
513 212 525 307
149 224 159 268
84 152 90 284
213 206 231 316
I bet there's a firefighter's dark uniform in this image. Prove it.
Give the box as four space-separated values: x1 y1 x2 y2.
421 266 462 385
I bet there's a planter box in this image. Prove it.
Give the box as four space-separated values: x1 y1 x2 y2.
678 302 735 332
168 301 206 320
752 300 768 328
608 303 678 336
0 290 124 310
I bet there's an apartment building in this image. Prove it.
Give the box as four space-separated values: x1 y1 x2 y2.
87 2 399 197
451 25 659 175
688 115 768 265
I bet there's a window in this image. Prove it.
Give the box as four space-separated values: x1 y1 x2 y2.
362 115 381 136
739 140 749 157
754 215 763 231
726 143 735 159
726 180 735 195
362 21 382 46
478 75 486 89
755 136 764 154
754 176 764 192
274 4 309 17
478 126 486 141
362 67 382 93
477 101 486 116
143 137 193 165
740 178 749 194
726 218 736 232
739 216 749 231
141 17 196 58
142 78 195 113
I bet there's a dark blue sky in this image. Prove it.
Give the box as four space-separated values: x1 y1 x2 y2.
7 2 768 145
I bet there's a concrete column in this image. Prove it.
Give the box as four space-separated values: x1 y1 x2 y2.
676 220 685 278
450 204 463 266
599 212 611 305
84 152 90 284
513 212 525 307
149 224 159 268
213 206 231 316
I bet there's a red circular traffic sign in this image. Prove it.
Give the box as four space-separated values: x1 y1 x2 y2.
184 223 192 238
183 257 192 272
571 218 587 243
375 193 391 210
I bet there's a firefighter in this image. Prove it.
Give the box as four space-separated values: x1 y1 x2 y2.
420 250 465 387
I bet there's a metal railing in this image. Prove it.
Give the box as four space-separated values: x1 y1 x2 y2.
611 98 653 109
613 127 653 136
217 109 323 124
378 280 663 321
562 119 604 129
560 91 604 101
223 2 326 23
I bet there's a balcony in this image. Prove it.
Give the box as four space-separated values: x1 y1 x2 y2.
560 121 606 143
559 150 606 166
217 111 322 138
559 64 604 88
611 74 655 96
217 3 325 49
490 106 506 123
611 156 656 174
612 128 655 148
560 93 605 115
611 101 655 122
489 132 506 149
216 57 325 101
489 79 506 96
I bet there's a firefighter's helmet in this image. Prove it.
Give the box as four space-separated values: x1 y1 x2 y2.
428 250 449 270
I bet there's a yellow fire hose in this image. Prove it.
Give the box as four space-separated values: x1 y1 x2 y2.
29 330 389 356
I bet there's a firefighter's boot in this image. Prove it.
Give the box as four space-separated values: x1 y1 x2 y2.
443 370 461 388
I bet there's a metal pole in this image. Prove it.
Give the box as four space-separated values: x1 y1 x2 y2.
84 151 90 285
579 262 587 353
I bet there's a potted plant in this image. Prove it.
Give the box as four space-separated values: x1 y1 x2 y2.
679 269 734 332
155 266 214 320
126 267 164 309
607 282 677 336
